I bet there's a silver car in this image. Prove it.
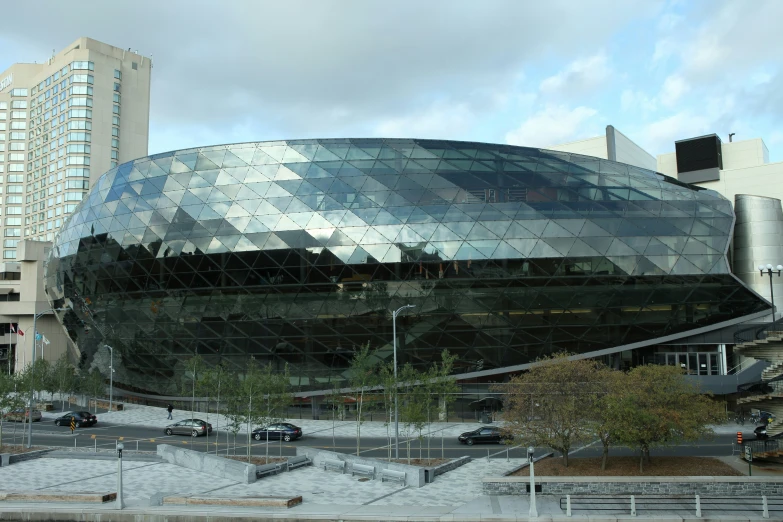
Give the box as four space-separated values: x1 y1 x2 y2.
163 418 213 437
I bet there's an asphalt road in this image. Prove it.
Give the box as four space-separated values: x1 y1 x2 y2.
0 418 744 460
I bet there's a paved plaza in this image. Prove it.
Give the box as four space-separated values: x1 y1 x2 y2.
0 401 773 520
0 453 539 518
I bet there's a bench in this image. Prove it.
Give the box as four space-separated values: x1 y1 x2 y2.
380 469 406 485
351 463 375 479
323 458 345 474
286 455 312 471
256 462 283 478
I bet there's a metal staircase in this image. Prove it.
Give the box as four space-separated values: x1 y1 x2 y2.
736 329 783 436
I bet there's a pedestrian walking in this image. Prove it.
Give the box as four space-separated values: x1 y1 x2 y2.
167 404 173 420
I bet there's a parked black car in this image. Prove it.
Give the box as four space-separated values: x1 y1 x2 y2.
252 423 303 442
458 426 512 445
54 411 97 428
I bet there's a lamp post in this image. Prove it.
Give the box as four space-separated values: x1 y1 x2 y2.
106 346 114 412
392 304 415 460
758 264 783 323
116 441 124 509
26 307 68 448
528 445 538 518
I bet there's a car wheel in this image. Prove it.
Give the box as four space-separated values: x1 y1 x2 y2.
283 434 292 442
191 430 199 437
165 428 173 435
466 438 474 446
254 433 262 441
55 420 61 426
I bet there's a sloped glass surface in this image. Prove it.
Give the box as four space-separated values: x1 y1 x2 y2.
45 139 768 394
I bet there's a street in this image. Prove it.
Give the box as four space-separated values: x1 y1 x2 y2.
1 416 745 460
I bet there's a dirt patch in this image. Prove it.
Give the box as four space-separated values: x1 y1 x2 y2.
223 455 287 466
0 445 46 455
388 458 449 467
511 456 743 477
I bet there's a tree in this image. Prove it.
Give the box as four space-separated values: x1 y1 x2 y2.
0 372 24 448
397 362 426 463
589 366 624 470
347 342 380 456
258 362 291 462
220 370 243 456
51 354 77 411
200 362 231 455
238 359 265 461
499 354 607 467
80 369 106 405
423 350 458 461
377 361 397 460
606 364 723 472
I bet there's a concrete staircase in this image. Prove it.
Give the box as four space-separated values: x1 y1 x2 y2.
736 331 783 436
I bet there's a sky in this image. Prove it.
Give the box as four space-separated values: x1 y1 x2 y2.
2 0 782 161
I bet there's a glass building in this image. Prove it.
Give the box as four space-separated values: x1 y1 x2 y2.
44 139 769 394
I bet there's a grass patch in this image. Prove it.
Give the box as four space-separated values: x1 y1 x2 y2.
0 445 47 455
223 455 287 465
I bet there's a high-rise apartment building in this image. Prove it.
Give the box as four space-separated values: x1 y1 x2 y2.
0 37 151 260
0 38 150 374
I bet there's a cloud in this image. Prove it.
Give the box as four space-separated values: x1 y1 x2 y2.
0 0 653 154
374 102 476 139
505 105 598 148
539 53 612 99
621 89 657 114
658 75 690 107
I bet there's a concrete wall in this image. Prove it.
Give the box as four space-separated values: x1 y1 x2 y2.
483 476 783 496
612 127 657 171
156 444 255 484
546 136 608 159
296 446 426 487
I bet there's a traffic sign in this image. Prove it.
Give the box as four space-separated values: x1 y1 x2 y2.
745 445 753 462
70 417 75 433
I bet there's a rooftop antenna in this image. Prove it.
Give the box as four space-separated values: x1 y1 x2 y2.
729 133 736 142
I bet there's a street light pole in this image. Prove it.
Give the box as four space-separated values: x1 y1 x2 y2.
116 441 124 509
26 307 68 448
758 264 783 323
106 346 114 412
392 304 415 460
528 446 538 518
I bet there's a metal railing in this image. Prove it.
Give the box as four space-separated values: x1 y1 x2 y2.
742 438 781 455
734 317 783 345
560 495 783 517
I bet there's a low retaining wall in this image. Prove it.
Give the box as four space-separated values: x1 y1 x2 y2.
157 444 255 484
483 476 783 496
0 449 55 466
296 446 425 487
427 456 470 482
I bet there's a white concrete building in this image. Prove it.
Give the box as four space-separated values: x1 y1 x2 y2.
0 38 151 373
547 125 657 171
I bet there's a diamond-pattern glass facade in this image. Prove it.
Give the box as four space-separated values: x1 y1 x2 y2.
44 139 768 394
